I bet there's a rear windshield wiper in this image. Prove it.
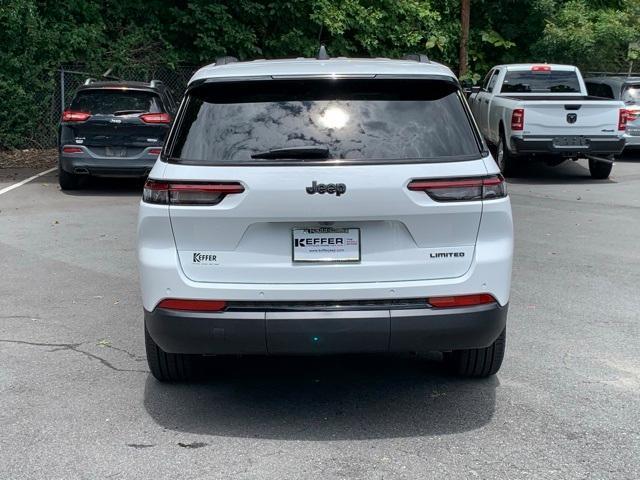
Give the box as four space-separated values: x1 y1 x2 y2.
250 146 330 159
113 110 147 116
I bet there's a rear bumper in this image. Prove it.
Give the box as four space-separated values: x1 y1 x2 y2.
145 302 508 355
510 135 625 156
623 132 640 149
59 146 158 177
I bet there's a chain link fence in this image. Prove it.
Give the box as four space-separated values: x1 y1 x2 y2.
24 64 198 150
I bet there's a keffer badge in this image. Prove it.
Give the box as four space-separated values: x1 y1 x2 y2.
192 252 219 265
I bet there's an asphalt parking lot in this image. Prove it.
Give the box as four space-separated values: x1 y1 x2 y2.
1 157 639 479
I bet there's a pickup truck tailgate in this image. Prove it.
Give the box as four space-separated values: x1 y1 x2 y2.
509 99 622 136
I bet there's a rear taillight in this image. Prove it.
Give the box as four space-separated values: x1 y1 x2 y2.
626 109 639 122
619 109 630 130
157 299 227 312
62 146 83 154
143 179 245 205
140 113 171 124
407 175 506 202
62 110 91 122
511 108 524 131
148 148 162 155
428 294 496 309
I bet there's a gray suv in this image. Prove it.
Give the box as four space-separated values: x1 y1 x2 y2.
585 75 640 151
57 80 178 189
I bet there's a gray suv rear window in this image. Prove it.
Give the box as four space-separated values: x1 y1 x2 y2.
168 79 481 164
71 90 162 115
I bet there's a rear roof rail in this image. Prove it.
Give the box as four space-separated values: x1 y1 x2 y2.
403 53 430 64
215 56 239 66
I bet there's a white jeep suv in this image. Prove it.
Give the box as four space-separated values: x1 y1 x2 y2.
138 55 513 382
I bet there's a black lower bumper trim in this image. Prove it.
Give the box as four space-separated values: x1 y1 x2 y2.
145 303 508 355
59 156 155 177
511 136 625 156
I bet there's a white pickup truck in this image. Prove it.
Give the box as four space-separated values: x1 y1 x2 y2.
468 63 626 179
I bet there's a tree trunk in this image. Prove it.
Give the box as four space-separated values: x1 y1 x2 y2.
459 0 470 77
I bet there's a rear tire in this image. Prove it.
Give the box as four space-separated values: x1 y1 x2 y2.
58 164 80 190
588 159 613 179
145 324 196 382
444 328 506 377
496 132 515 176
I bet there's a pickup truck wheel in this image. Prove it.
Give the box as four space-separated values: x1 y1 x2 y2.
588 159 612 180
145 323 196 382
497 133 515 176
443 328 506 377
58 164 80 190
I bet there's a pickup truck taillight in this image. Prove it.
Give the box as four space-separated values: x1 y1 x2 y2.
511 109 524 131
143 179 245 205
408 175 507 202
62 110 91 122
619 109 630 130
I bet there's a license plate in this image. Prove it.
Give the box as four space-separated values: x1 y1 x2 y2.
105 146 127 157
292 227 360 263
553 136 588 147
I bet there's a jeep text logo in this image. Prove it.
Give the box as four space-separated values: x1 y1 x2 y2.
193 253 217 263
306 181 346 196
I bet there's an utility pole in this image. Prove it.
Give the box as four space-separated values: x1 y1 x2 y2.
459 0 470 77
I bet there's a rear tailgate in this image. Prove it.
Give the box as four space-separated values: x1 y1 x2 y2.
67 116 167 153
166 161 487 284
62 88 169 154
162 76 489 285
504 98 623 136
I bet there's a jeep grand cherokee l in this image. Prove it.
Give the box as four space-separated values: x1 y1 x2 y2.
138 55 514 381
58 79 177 190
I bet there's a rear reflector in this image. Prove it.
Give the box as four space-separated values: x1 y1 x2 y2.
140 113 171 124
619 109 629 130
148 148 162 155
142 179 245 205
531 65 551 72
407 175 506 202
62 110 91 122
157 299 227 312
62 146 83 154
511 108 525 131
428 294 496 309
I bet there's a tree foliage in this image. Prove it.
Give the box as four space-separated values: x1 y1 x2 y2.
0 0 639 148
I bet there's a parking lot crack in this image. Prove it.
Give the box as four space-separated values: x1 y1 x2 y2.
0 338 148 373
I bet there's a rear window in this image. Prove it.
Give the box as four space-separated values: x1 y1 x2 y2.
500 70 581 93
168 79 481 164
622 84 640 105
70 90 162 115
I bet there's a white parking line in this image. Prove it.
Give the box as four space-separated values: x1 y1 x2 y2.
0 167 57 196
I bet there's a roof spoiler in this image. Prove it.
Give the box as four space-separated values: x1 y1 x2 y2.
403 53 430 64
215 56 239 66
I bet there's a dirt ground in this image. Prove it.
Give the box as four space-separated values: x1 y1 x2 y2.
0 149 57 170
